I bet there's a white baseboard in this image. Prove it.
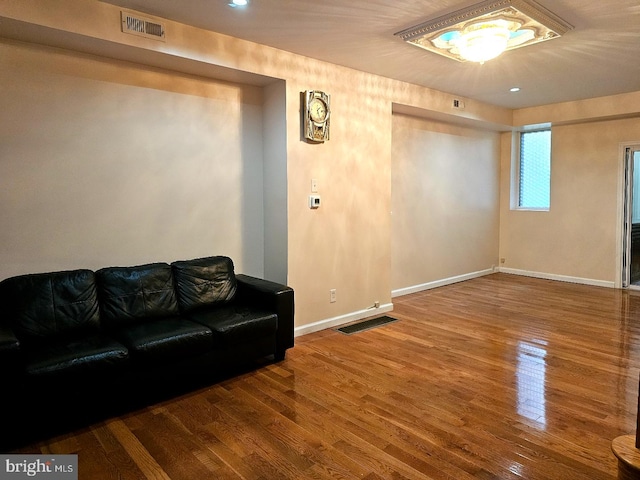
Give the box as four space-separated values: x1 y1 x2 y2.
294 302 394 337
498 267 615 288
391 268 495 298
295 267 614 338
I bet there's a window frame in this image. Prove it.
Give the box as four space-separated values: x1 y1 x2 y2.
513 127 552 212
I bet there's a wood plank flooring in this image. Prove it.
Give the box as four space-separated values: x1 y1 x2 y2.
11 273 640 479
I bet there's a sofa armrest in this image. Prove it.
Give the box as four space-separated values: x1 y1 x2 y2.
235 274 294 360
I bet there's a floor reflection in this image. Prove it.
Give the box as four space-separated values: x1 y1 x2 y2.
516 341 547 427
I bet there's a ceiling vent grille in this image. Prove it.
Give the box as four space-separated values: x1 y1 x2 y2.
121 11 165 41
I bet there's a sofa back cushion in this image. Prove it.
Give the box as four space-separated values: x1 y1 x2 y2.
96 263 179 327
0 269 100 343
171 256 237 313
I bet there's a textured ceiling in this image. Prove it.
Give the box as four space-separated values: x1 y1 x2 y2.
101 0 640 109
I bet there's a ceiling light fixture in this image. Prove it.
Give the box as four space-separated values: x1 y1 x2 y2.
394 0 573 64
229 0 248 7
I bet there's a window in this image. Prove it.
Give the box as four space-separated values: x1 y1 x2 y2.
518 129 551 210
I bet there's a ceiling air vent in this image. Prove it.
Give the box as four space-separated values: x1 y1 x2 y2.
121 11 165 41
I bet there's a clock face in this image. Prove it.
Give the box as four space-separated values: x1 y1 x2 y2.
308 97 328 123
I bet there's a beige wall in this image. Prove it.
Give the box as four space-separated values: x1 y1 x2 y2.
0 40 266 277
262 80 288 285
0 0 404 332
3 0 640 335
391 114 501 292
499 118 640 285
285 77 393 328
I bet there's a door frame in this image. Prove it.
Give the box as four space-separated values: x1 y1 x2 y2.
619 143 640 289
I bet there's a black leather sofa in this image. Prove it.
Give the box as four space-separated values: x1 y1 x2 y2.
0 256 294 449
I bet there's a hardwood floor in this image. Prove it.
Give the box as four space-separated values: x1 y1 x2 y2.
11 273 640 479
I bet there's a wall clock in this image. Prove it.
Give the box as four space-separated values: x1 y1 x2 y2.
303 90 330 143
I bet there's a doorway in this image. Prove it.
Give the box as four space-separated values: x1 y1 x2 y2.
622 145 640 288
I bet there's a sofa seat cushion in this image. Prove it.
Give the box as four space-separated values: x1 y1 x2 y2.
113 317 213 361
186 306 277 347
24 335 129 378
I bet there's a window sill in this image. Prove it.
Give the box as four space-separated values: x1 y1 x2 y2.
512 207 549 212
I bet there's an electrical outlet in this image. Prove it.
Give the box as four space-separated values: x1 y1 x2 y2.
330 289 336 303
500 258 506 264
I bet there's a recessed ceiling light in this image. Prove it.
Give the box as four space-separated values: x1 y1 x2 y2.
510 87 521 92
229 0 248 7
